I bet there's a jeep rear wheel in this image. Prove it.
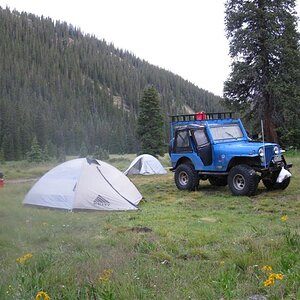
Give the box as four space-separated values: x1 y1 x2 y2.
228 165 258 196
175 164 199 191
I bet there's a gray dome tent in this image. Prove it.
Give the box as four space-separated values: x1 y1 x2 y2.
124 154 167 175
24 158 142 211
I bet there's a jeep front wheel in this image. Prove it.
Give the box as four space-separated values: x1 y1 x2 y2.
228 165 258 196
263 172 291 190
175 164 199 191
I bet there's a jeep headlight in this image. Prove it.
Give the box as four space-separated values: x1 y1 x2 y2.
258 148 265 157
274 146 279 155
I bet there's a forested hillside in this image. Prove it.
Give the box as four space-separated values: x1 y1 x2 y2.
0 7 223 160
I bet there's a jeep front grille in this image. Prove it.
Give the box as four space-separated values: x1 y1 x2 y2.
263 146 275 166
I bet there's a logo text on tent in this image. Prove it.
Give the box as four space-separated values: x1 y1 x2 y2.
93 195 110 207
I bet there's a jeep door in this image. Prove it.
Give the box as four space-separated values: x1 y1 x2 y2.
192 128 212 166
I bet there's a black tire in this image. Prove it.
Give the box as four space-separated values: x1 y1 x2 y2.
175 164 199 191
263 172 291 190
278 177 291 190
228 165 258 196
208 176 228 186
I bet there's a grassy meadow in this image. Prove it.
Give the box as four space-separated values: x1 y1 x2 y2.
0 154 299 299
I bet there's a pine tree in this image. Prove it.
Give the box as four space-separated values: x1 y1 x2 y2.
224 0 300 145
0 147 4 163
27 136 43 162
137 86 165 157
79 142 89 158
93 145 109 160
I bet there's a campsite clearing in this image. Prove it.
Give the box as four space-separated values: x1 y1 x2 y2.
0 154 299 299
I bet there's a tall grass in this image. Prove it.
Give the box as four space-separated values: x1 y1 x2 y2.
0 155 299 299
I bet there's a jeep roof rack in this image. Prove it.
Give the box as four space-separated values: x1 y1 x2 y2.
170 112 234 122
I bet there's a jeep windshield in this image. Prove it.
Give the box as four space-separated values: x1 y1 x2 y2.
209 124 244 141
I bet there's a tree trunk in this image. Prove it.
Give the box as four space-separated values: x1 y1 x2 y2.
264 110 278 143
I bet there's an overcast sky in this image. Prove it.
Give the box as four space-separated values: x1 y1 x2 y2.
0 0 299 96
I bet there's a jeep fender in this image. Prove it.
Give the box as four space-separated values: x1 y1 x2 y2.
227 156 261 171
173 157 194 170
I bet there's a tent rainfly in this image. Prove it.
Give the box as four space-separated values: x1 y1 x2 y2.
23 158 142 211
124 154 167 175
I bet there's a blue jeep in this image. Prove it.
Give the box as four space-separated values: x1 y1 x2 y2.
169 112 292 196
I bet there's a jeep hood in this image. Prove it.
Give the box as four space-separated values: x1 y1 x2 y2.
214 141 276 156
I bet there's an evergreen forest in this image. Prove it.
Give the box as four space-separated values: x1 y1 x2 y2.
0 7 224 161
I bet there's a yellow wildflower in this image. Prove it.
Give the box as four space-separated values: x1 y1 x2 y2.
261 265 272 272
281 215 288 222
274 273 284 280
263 277 275 287
16 253 33 264
263 272 284 287
35 291 50 300
98 268 113 284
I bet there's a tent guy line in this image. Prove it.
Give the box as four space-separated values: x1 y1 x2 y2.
96 165 138 208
